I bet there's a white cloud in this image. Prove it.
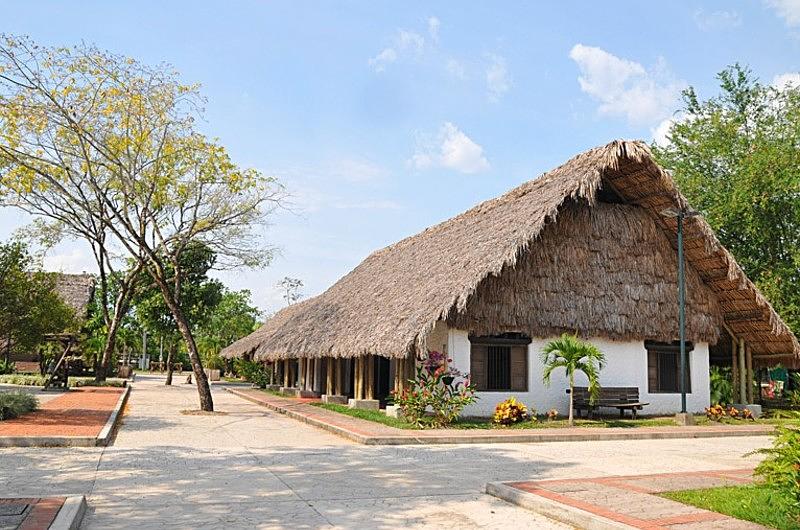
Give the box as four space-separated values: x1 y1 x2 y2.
368 48 397 72
327 157 389 183
446 58 466 79
693 9 742 31
773 72 800 90
485 53 512 102
398 30 425 54
369 27 427 72
410 122 490 174
765 0 800 26
43 246 98 274
569 44 684 126
428 16 440 41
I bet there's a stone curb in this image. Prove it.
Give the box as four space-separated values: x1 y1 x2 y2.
0 386 130 448
486 482 631 530
48 495 87 530
97 384 131 446
226 387 776 445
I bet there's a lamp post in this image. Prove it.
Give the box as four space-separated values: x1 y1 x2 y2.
661 207 700 414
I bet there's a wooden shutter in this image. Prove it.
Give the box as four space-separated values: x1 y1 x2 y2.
510 346 527 391
470 344 487 391
647 350 658 392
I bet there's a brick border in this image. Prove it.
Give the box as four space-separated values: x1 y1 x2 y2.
0 385 130 447
0 496 84 530
488 469 757 529
225 387 776 445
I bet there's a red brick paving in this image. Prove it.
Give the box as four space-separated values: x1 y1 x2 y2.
0 497 66 530
504 469 764 529
0 387 123 437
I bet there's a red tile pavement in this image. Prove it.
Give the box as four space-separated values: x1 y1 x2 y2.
501 469 765 529
227 387 776 445
0 387 124 437
0 497 66 530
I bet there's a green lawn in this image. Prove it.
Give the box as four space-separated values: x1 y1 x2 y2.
311 402 694 430
662 484 799 530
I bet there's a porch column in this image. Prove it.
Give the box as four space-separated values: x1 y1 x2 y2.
306 358 314 391
326 358 334 395
283 359 290 387
366 354 375 400
357 357 364 399
731 335 738 402
746 344 754 403
738 337 747 403
335 358 343 395
269 362 275 385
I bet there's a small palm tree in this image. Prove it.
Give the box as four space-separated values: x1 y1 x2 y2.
541 334 606 426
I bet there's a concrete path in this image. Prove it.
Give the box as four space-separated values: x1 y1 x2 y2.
0 375 774 529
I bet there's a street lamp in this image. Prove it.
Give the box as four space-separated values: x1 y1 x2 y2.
661 207 700 414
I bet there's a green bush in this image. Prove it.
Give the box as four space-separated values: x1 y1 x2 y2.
751 426 800 522
204 353 227 371
0 391 39 420
0 374 48 386
709 366 733 405
0 359 15 375
234 359 271 388
69 377 127 388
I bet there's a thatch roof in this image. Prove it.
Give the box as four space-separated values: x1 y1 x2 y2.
222 140 799 365
52 273 95 319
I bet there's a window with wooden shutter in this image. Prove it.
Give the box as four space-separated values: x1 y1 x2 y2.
645 341 692 393
469 334 530 392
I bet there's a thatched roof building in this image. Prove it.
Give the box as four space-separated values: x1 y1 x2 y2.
223 140 799 368
53 273 95 319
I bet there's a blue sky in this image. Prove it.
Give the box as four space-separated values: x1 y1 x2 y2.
2 1 800 314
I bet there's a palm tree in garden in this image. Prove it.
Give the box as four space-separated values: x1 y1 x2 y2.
541 334 606 426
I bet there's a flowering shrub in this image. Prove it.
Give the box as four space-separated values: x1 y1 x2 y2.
492 397 531 425
391 351 477 428
546 408 559 421
705 404 756 422
706 404 727 421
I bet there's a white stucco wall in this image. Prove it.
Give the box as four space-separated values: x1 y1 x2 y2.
443 327 710 417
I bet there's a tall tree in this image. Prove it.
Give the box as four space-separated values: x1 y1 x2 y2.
0 36 281 410
278 277 303 306
653 64 800 334
195 288 260 360
133 243 223 385
0 241 75 363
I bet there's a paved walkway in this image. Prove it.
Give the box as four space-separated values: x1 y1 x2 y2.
492 469 766 529
0 387 124 437
230 388 775 444
0 375 776 529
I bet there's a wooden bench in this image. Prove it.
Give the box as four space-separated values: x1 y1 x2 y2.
570 386 649 419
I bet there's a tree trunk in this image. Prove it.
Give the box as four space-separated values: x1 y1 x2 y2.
95 264 141 382
153 278 213 411
165 341 176 385
568 374 574 427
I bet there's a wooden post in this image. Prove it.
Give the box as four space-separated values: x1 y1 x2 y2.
738 338 747 404
299 358 305 388
354 357 362 399
731 335 738 402
335 358 343 395
746 344 754 403
307 358 314 391
366 355 375 400
284 359 290 387
326 358 334 395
